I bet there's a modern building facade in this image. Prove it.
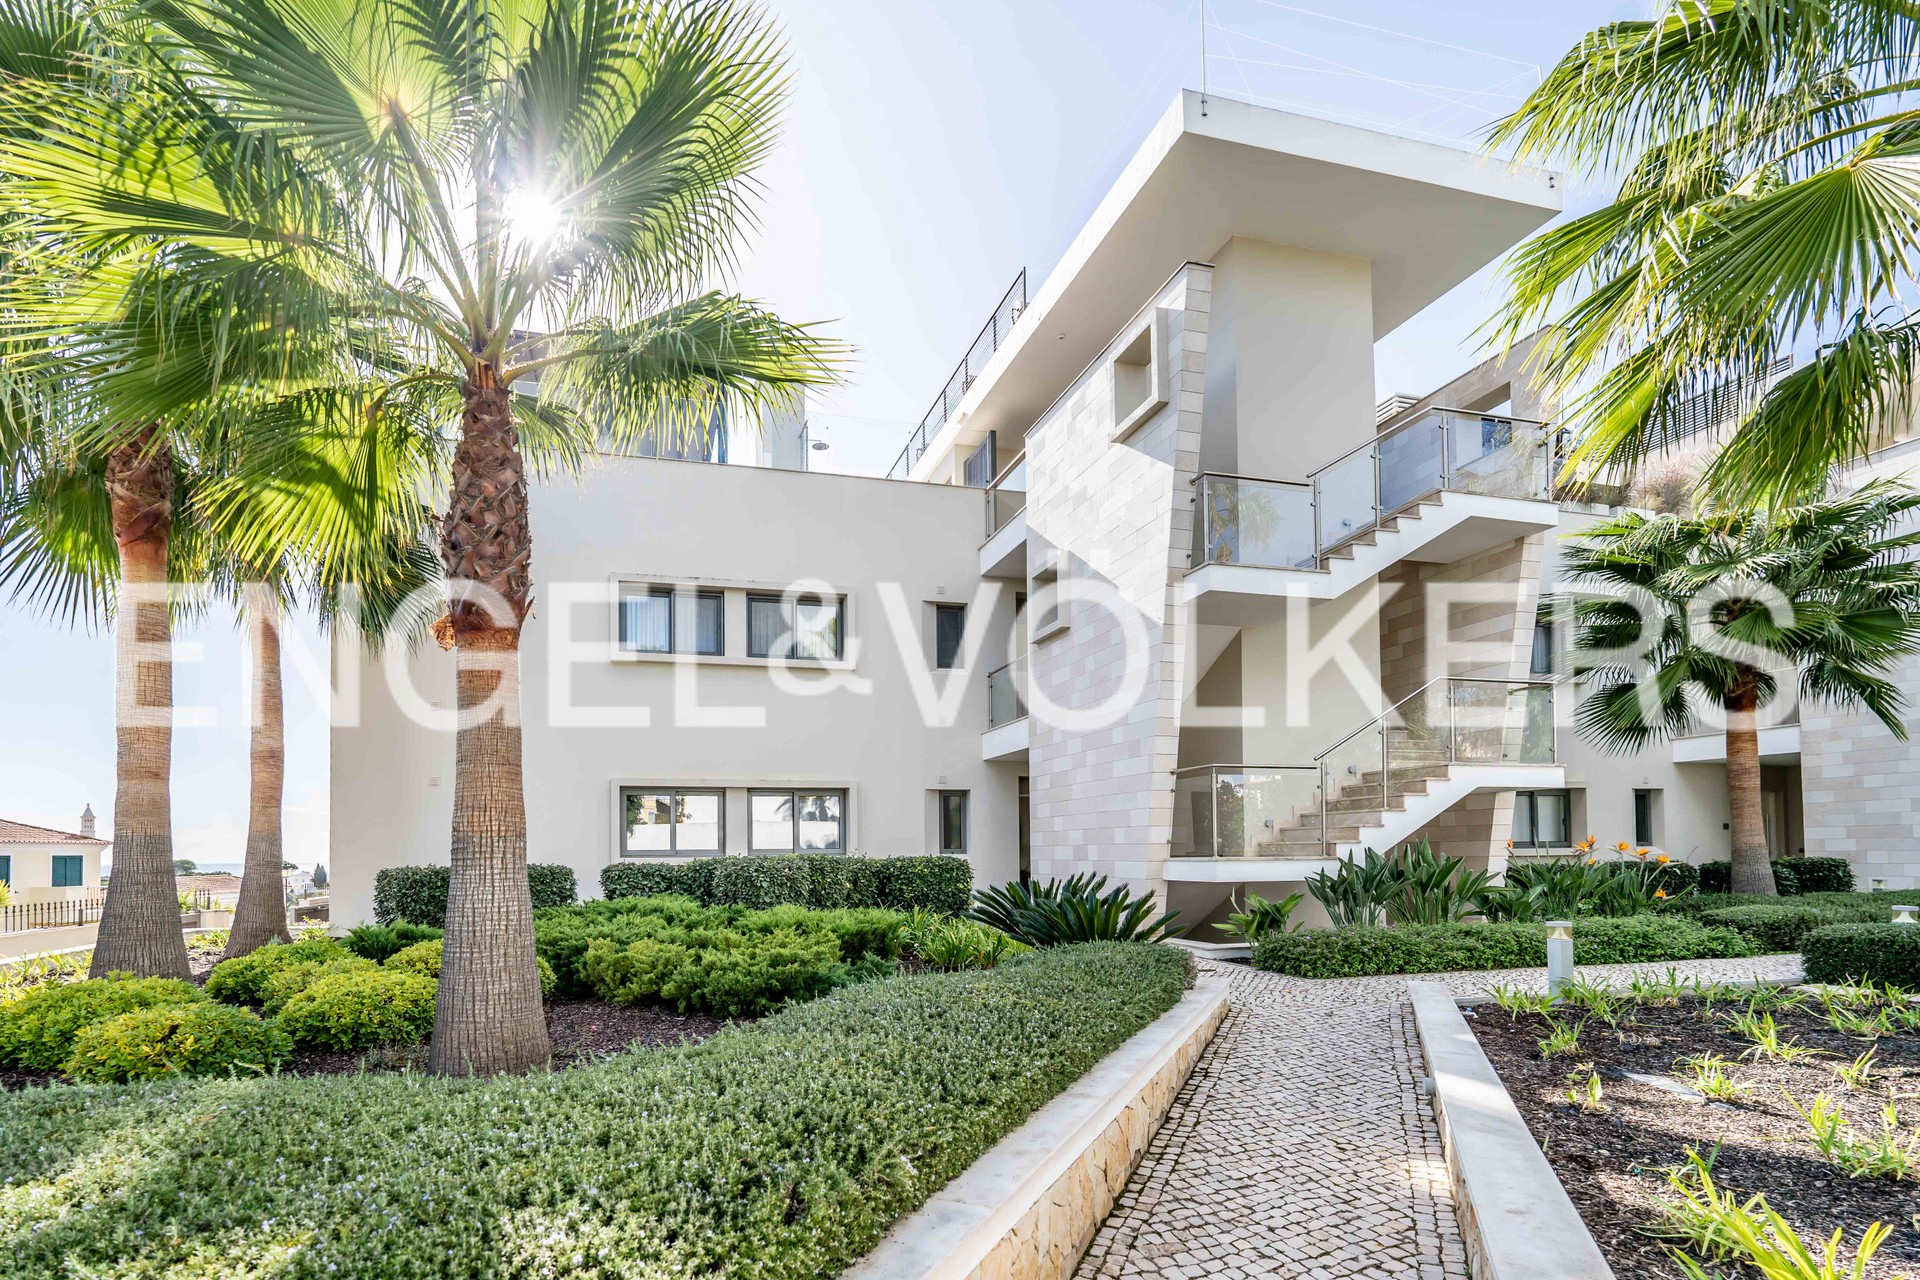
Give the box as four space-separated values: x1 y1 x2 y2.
329 92 1920 929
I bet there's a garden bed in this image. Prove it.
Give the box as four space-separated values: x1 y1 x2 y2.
0 942 1189 1280
1472 987 1920 1278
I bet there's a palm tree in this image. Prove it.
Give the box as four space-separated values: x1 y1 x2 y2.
1555 481 1920 895
1485 1 1920 509
2 0 843 1072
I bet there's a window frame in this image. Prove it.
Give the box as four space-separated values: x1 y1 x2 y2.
934 603 966 670
618 787 725 857
939 791 968 856
619 586 726 657
1511 789 1572 850
748 788 848 854
746 593 845 661
0 853 10 886
50 853 84 888
1634 789 1656 847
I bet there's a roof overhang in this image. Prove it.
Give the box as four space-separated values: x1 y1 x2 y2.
912 91 1562 479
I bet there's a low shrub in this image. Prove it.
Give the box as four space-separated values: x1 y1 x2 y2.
277 969 439 1050
63 1003 291 1083
599 862 686 901
373 863 577 928
1698 903 1839 953
1252 915 1755 979
597 855 970 915
261 957 378 1015
878 856 972 914
904 912 1026 970
204 938 349 1006
583 929 854 1017
710 856 812 910
1695 857 1854 896
1801 923 1920 987
1660 891 1892 923
0 976 204 1071
0 944 1188 1280
341 921 444 963
387 938 556 999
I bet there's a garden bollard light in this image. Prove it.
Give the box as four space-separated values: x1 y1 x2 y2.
1893 905 1918 926
1546 920 1574 999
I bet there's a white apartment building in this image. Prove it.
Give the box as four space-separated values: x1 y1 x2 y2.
330 92 1920 931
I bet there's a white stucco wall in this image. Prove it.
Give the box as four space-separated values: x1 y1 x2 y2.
330 458 1023 926
1 840 103 905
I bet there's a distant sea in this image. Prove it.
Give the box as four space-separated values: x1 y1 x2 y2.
101 860 323 876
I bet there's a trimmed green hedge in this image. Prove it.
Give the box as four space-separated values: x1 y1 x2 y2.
278 969 439 1051
64 1004 291 1083
1251 915 1756 978
599 854 972 914
1696 856 1855 896
205 938 349 1005
1698 902 1863 953
373 864 577 927
0 943 1189 1280
1659 891 1893 923
1801 923 1920 987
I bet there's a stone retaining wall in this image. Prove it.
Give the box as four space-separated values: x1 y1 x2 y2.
845 974 1230 1280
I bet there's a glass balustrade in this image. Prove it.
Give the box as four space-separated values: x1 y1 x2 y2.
985 457 1028 539
1188 411 1551 571
1191 475 1315 569
986 662 1027 727
1171 766 1322 858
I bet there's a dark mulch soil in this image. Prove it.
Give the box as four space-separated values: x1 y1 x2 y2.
1472 995 1920 1279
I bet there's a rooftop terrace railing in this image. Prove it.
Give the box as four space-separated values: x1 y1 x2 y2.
1191 409 1553 572
887 270 1028 481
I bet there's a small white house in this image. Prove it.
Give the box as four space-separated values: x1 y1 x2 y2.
0 808 108 904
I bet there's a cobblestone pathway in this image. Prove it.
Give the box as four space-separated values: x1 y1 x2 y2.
1074 953 1804 1280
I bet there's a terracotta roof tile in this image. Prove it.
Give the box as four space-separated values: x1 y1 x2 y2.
0 818 109 846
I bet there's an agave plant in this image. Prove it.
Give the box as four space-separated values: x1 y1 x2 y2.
970 874 1182 947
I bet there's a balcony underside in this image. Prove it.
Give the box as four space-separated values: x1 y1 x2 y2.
980 506 1026 579
1673 724 1801 766
982 716 1029 762
1183 493 1558 627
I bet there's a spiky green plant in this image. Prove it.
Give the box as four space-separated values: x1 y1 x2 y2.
969 874 1182 948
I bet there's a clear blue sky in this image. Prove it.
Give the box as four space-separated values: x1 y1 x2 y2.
0 0 1639 868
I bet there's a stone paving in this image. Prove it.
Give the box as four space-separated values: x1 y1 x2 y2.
1073 953 1805 1280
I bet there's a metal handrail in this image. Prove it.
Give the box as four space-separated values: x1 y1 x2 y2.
1312 675 1552 762
887 270 1028 480
1306 406 1549 481
986 660 1028 727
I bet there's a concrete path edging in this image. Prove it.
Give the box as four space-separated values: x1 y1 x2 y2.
1407 981 1615 1280
844 973 1231 1280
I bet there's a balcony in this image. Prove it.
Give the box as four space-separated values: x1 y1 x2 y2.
982 660 1028 761
1184 410 1560 623
887 271 1028 481
980 456 1028 578
1169 677 1560 874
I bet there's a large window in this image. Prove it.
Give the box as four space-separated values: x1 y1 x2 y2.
934 604 966 670
750 790 845 852
621 789 723 856
939 791 968 855
747 594 843 660
620 588 723 656
51 854 84 888
1512 789 1571 850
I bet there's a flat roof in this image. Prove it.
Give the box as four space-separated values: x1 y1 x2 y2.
911 90 1561 479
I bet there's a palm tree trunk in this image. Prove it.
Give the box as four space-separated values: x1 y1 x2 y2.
1724 679 1777 896
225 582 293 957
91 428 190 979
426 367 550 1076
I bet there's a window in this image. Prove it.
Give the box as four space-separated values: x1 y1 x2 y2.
750 790 845 852
1031 551 1064 638
0 854 10 886
747 594 843 660
939 792 968 855
1634 789 1657 846
621 789 722 855
963 432 997 488
1530 614 1554 675
51 854 84 888
1512 790 1571 849
620 588 723 656
934 604 966 670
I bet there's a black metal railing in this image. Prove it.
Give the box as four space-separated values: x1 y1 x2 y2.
2 895 106 935
887 270 1027 480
